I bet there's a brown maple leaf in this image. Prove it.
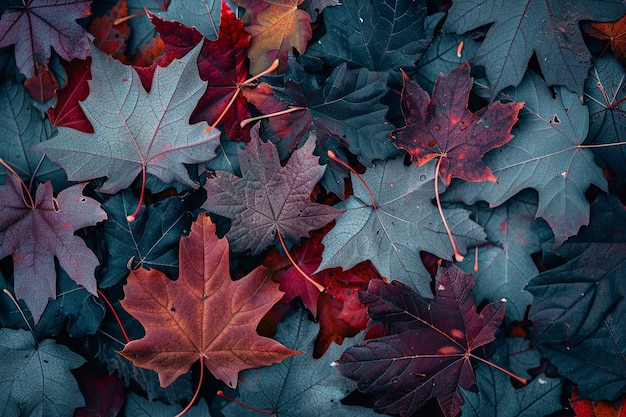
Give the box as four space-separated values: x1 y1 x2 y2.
585 14 626 66
234 0 312 74
390 62 524 186
119 213 300 388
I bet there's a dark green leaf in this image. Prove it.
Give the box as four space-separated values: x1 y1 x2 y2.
460 341 564 417
443 0 626 96
124 393 210 417
0 77 64 187
100 190 195 288
306 0 430 71
319 158 485 295
443 71 607 246
220 308 377 417
456 190 547 322
584 55 626 179
0 328 85 417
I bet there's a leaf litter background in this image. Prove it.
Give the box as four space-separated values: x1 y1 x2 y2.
0 0 626 416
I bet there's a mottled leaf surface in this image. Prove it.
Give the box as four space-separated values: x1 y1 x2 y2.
443 0 626 96
32 43 220 194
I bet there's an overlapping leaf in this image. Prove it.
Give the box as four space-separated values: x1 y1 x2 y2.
528 193 626 345
585 14 626 66
120 214 299 388
443 0 626 96
456 190 548 322
0 329 86 417
32 43 220 194
306 0 430 71
391 62 523 186
234 0 312 74
0 176 107 322
203 129 340 255
100 190 194 288
460 340 564 417
584 55 626 179
0 0 93 78
443 71 607 245
319 157 485 295
221 309 377 417
0 77 65 187
335 265 506 417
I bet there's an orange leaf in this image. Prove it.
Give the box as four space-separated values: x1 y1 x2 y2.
586 14 626 65
234 0 312 74
119 213 300 388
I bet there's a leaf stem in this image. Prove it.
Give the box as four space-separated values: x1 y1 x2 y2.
113 8 147 26
327 150 377 209
217 389 274 415
2 289 37 346
204 59 280 133
471 353 528 385
240 106 306 128
174 355 205 417
434 158 464 262
0 157 34 208
126 164 146 222
97 289 131 344
277 230 325 293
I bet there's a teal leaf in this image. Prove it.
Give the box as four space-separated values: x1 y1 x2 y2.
0 328 85 417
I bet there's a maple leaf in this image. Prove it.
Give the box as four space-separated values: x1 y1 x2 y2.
73 369 126 417
318 157 486 295
585 14 626 66
202 128 341 255
100 189 194 288
443 71 608 246
391 62 524 186
460 341 564 417
234 0 312 74
0 76 66 187
120 213 300 388
191 0 253 141
306 0 431 71
0 175 107 323
221 308 374 416
584 55 626 179
32 43 220 194
443 0 626 97
47 57 93 133
456 190 548 323
125 393 210 417
246 57 397 166
0 329 86 417
264 225 378 356
334 265 507 417
0 0 93 78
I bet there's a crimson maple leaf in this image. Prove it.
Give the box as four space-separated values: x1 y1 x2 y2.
0 0 93 78
120 213 300 389
0 175 107 323
334 264 507 417
390 62 524 186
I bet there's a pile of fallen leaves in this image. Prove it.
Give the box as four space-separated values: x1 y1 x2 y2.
1 1 626 416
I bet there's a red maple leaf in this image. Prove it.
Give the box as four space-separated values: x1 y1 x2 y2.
390 62 524 186
263 225 380 356
120 213 300 389
48 57 93 133
192 0 253 141
334 264 508 417
585 14 626 66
